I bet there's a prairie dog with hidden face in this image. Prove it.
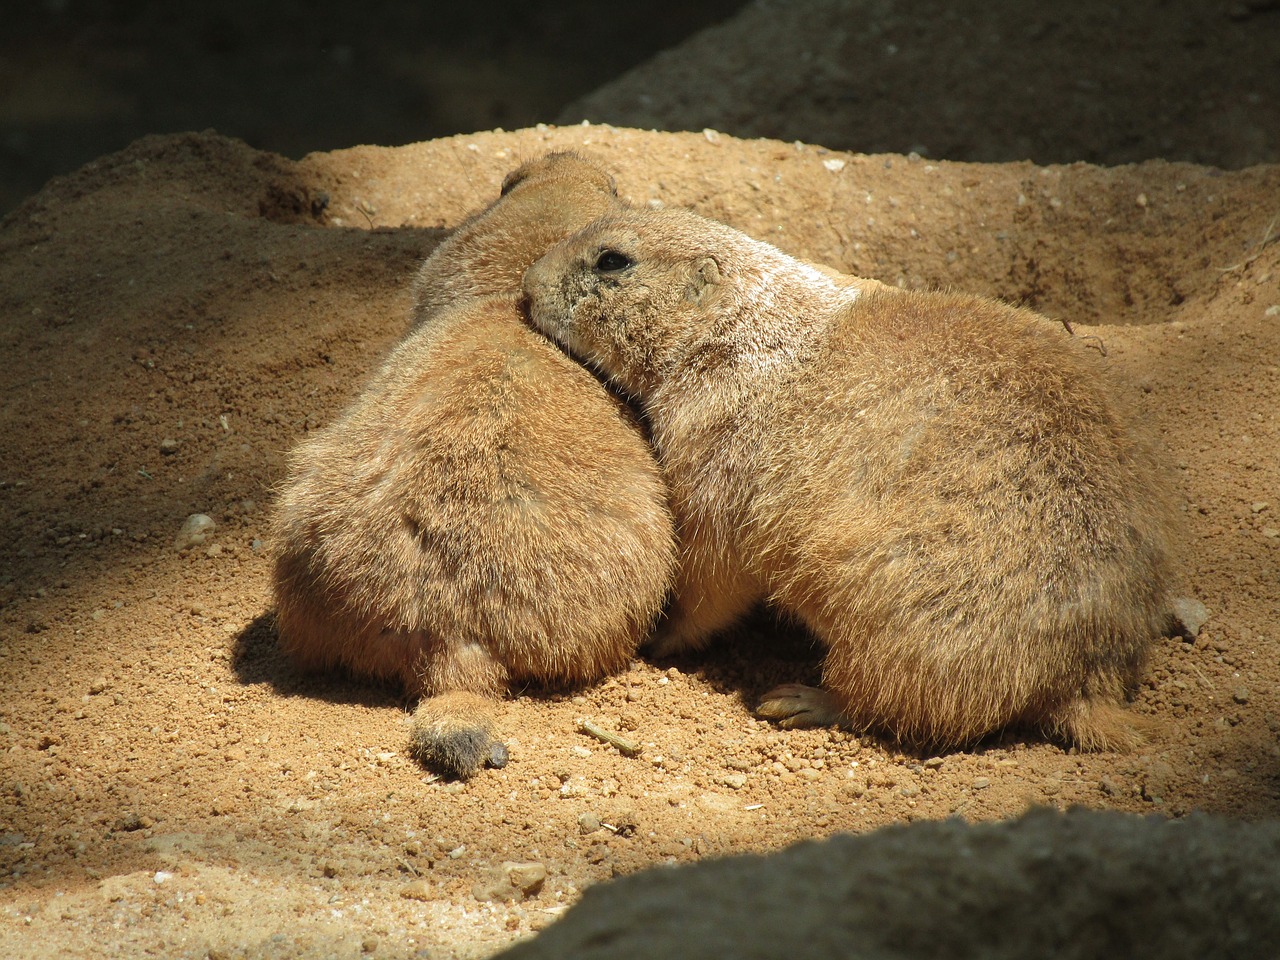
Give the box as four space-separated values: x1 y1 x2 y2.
271 154 676 779
523 207 1179 751
407 150 622 323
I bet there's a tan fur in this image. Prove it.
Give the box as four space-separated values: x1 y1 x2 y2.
408 151 621 324
271 154 676 778
523 207 1179 752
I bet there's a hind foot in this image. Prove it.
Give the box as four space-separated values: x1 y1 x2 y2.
1041 695 1155 753
409 691 508 780
756 683 847 729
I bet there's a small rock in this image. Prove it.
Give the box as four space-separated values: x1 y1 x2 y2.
1262 527 1279 539
205 543 223 559
88 677 108 695
159 438 180 456
1233 687 1250 704
1251 502 1270 514
719 773 748 790
577 813 601 835
399 879 433 902
174 514 215 551
472 861 547 903
972 777 991 790
114 812 146 832
823 158 847 172
1099 776 1122 797
1168 597 1209 638
923 756 945 769
1141 760 1175 803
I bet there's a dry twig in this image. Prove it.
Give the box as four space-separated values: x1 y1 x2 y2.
579 718 641 757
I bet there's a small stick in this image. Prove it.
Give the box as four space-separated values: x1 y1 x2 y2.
397 857 421 877
1218 215 1277 273
1057 317 1107 355
579 719 641 757
1188 660 1214 690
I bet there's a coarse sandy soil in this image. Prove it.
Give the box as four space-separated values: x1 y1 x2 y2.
0 124 1277 959
1 3 1279 959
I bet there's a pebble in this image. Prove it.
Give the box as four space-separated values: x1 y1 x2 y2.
1233 687 1250 704
1252 502 1270 514
399 879 433 902
577 813 602 834
1168 597 1209 638
88 677 108 695
472 861 547 903
114 812 150 832
923 756 945 769
174 514 215 551
159 438 180 456
719 773 747 790
972 777 991 790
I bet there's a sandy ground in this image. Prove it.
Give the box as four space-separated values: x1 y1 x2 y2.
0 121 1277 958
3 5 1280 957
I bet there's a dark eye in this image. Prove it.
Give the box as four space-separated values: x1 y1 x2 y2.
594 250 633 273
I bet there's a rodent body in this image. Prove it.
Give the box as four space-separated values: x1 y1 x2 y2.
271 154 676 778
523 207 1178 751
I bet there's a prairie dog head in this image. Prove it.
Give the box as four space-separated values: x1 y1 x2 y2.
523 208 840 399
497 150 616 198
410 151 622 324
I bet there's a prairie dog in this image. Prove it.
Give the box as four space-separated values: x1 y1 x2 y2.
408 150 621 323
271 154 676 778
523 208 1178 751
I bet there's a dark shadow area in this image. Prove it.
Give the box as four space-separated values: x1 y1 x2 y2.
230 610 404 712
0 0 749 214
563 0 1280 171
644 606 827 708
0 133 447 636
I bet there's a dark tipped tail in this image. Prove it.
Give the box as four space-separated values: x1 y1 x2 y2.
409 691 509 780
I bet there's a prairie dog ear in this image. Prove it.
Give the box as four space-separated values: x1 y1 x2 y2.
684 257 721 306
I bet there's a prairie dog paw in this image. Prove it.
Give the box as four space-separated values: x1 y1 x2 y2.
756 683 846 729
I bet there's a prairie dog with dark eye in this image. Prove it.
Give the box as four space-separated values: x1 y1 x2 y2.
523 207 1178 751
271 154 676 779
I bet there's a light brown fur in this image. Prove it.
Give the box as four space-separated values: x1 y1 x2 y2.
271 154 676 778
523 207 1179 752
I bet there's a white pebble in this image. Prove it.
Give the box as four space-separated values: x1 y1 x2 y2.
174 514 215 551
